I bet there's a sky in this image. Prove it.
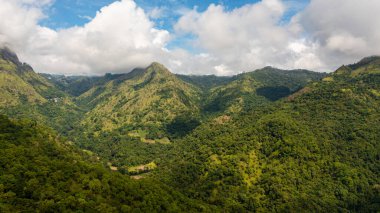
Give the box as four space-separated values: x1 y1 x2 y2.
0 0 379 76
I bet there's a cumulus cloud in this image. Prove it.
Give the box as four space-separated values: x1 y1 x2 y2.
0 0 379 75
0 0 48 49
172 0 380 74
297 0 380 67
173 0 323 74
0 0 170 75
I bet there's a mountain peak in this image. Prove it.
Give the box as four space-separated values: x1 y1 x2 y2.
0 47 21 66
147 62 169 71
145 62 172 76
334 65 352 75
0 47 34 72
149 61 165 67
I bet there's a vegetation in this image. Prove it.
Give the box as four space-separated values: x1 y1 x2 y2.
0 115 214 212
78 63 202 135
157 60 380 211
0 48 379 212
203 67 326 113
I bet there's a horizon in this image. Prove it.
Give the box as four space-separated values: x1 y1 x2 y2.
3 46 376 77
2 46 379 77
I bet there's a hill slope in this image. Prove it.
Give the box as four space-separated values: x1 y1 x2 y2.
0 48 83 135
158 58 380 211
79 62 202 136
0 48 46 106
1 48 379 212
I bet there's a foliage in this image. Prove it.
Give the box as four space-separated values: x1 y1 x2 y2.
0 115 214 212
156 64 380 212
202 67 326 113
1 48 379 212
78 62 202 135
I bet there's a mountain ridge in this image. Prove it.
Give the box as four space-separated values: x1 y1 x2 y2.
78 61 202 135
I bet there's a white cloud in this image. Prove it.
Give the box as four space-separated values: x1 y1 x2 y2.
0 0 379 75
297 0 380 67
214 64 234 76
173 0 380 74
0 0 47 49
18 0 53 7
174 0 323 73
326 34 367 54
148 7 166 19
0 0 170 75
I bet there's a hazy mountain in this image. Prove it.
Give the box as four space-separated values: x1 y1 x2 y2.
41 73 131 97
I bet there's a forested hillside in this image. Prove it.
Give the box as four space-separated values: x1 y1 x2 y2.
203 67 325 113
157 58 380 211
0 115 213 212
0 48 82 134
78 62 202 135
0 47 379 212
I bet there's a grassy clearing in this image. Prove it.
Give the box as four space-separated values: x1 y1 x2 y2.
127 162 157 175
128 130 171 144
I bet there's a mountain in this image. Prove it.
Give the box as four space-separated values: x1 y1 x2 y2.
41 73 129 97
78 62 202 136
157 58 380 211
0 48 82 134
203 67 326 113
41 74 100 96
1 47 379 212
44 59 327 181
0 48 65 101
348 56 380 75
0 48 46 106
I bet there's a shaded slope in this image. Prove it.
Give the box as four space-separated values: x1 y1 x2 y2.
41 73 129 97
203 67 326 113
